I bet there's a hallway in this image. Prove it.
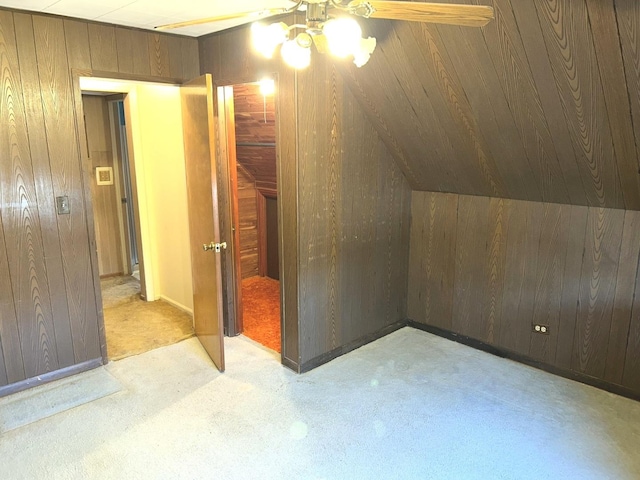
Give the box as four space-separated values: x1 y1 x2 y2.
102 276 194 360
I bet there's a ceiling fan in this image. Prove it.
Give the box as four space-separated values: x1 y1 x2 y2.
156 1 494 68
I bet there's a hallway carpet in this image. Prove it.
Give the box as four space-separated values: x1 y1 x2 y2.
101 276 194 360
1 328 640 479
242 276 281 352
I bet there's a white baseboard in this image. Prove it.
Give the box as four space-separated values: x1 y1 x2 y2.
159 295 194 316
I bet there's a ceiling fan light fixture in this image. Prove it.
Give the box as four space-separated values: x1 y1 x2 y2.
281 36 312 69
322 17 363 58
252 22 289 58
259 78 276 96
353 36 376 67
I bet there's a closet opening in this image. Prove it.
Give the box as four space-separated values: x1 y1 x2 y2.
222 80 282 353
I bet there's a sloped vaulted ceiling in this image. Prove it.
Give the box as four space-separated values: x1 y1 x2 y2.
338 0 640 210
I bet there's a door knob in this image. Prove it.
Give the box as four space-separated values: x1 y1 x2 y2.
203 241 227 253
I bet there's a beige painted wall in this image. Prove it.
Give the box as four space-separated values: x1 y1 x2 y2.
128 84 194 314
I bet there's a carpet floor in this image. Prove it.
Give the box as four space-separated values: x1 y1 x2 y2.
1 328 639 479
101 276 194 360
242 276 281 352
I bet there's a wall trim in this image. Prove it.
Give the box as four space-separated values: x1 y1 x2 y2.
158 295 194 317
299 320 407 373
0 359 104 398
281 356 300 373
408 320 640 403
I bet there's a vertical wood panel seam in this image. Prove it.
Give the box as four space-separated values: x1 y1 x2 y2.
583 0 631 209
612 0 640 173
608 213 640 383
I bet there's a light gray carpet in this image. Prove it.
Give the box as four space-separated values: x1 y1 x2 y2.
0 368 122 434
1 327 639 479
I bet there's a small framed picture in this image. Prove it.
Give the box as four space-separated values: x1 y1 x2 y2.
96 167 114 186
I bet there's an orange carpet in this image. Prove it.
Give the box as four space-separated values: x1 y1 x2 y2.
242 276 281 352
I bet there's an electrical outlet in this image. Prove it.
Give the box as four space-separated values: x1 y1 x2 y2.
532 324 550 335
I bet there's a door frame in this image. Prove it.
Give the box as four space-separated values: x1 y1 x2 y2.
73 69 301 371
71 69 186 362
257 187 278 277
213 75 291 360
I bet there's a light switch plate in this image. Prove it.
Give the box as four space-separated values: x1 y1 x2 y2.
56 196 70 215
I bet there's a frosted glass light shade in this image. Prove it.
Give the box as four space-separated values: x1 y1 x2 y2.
353 37 377 67
281 37 311 69
252 22 289 58
323 18 362 58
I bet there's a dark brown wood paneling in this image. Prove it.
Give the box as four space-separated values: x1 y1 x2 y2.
0 211 24 384
338 0 640 209
32 14 101 363
437 23 540 202
88 24 118 72
407 192 458 331
452 195 490 338
479 0 570 204
14 13 75 370
236 146 277 190
529 203 567 364
181 37 200 80
297 56 336 356
0 322 7 386
276 69 300 366
605 210 640 383
555 205 589 369
233 83 278 190
1 8 203 393
115 27 151 76
482 198 509 344
534 0 623 208
0 10 59 380
410 191 640 395
148 33 170 77
585 0 640 209
615 0 640 184
573 207 625 377
623 267 640 391
237 166 258 279
63 19 92 69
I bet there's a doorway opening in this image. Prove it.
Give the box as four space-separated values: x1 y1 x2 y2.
224 81 282 353
80 78 195 360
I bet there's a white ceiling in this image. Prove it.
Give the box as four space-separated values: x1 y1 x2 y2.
0 0 296 37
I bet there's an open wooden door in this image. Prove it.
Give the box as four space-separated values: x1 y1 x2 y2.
181 74 225 371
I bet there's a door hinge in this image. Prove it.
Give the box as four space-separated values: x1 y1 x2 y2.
203 241 227 253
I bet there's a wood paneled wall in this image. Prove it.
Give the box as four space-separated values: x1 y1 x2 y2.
0 8 199 393
237 165 258 279
296 58 411 365
409 191 640 394
233 83 277 191
82 95 123 277
200 19 411 369
340 0 640 210
199 20 301 366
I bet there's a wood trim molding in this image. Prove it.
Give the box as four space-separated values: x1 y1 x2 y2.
408 320 640 402
299 321 407 373
257 187 277 277
224 85 244 335
0 358 103 398
257 190 268 277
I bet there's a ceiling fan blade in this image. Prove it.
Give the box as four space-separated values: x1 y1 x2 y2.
347 1 494 27
155 8 288 31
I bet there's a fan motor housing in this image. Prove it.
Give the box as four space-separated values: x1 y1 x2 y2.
306 2 328 34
